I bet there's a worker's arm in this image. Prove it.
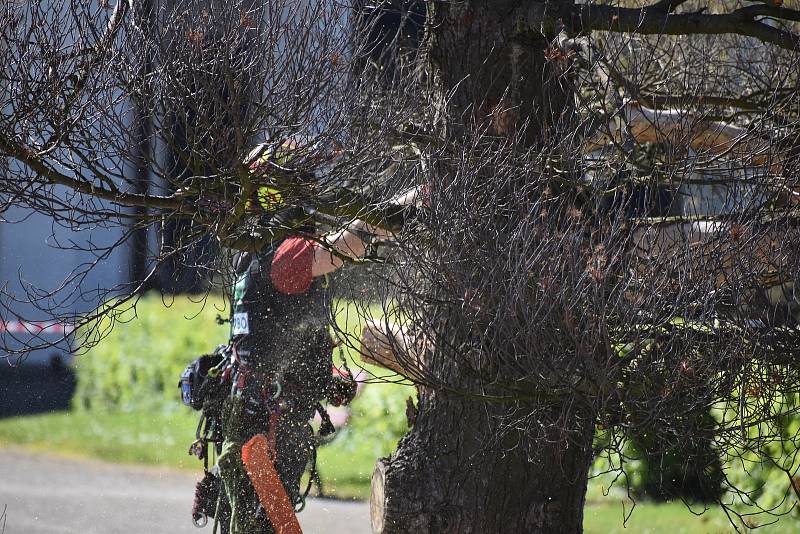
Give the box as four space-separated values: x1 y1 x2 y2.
269 223 388 293
311 186 424 277
310 219 389 277
270 187 422 293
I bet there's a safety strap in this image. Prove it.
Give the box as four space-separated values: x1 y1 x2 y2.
241 433 303 534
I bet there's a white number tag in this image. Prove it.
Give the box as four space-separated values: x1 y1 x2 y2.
232 312 250 335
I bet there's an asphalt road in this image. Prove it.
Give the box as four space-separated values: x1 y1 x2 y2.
0 448 370 534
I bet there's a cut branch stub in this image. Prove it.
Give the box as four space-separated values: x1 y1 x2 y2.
370 459 388 534
359 318 429 377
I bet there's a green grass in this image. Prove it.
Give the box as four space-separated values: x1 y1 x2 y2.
0 410 199 468
583 500 799 533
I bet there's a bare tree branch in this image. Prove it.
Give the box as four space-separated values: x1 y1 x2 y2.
575 3 800 51
0 131 183 210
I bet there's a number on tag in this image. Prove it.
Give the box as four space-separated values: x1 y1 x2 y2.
232 312 250 335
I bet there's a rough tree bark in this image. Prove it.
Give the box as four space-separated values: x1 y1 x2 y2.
373 390 595 533
372 2 595 532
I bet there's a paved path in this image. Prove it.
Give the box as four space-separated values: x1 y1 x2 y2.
0 448 370 534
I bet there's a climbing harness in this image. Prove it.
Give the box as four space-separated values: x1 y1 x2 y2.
179 345 234 529
181 343 349 532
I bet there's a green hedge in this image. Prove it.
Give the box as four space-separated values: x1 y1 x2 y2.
73 292 412 442
74 294 230 413
717 392 800 522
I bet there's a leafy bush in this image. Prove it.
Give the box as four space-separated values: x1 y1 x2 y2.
716 392 800 524
73 293 412 444
73 293 229 412
591 391 800 525
588 430 723 504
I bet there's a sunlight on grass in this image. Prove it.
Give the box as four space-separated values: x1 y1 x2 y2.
0 410 198 468
583 499 798 534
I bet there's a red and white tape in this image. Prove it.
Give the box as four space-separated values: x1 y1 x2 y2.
0 320 74 335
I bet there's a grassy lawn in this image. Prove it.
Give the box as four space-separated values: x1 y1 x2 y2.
584 500 798 533
3 410 799 532
0 410 199 469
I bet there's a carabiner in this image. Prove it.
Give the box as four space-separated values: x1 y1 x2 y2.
294 496 306 513
192 513 209 528
271 380 282 400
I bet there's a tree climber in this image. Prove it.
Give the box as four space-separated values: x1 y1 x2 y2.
182 138 416 534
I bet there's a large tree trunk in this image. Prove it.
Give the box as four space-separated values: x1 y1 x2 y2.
424 1 574 142
373 391 594 533
373 2 593 532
